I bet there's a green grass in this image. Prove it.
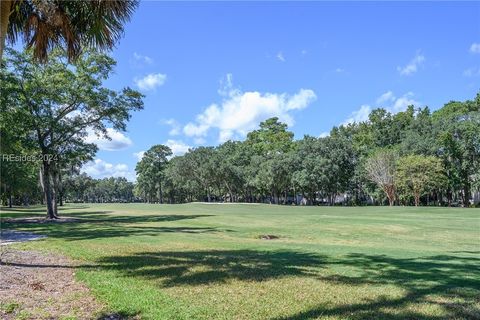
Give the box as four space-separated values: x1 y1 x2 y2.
1 301 20 314
1 203 479 319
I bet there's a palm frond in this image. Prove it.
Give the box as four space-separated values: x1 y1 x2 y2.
7 0 139 62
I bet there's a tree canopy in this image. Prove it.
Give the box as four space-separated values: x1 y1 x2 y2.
1 0 138 61
1 48 143 217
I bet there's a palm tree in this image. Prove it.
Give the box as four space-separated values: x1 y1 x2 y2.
0 0 138 61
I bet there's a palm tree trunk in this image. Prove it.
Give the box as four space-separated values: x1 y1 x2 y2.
0 0 13 60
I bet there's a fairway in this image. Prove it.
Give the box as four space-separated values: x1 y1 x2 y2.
2 204 479 320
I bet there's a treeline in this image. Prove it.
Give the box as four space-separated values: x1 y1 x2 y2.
135 95 480 207
0 49 143 216
1 174 136 206
63 175 135 203
1 49 479 209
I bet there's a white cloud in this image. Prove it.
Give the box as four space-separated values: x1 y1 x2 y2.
463 67 480 77
81 159 135 181
165 139 191 157
376 91 395 105
183 76 316 142
184 122 210 137
161 118 181 136
301 49 307 56
276 52 286 62
285 89 317 110
335 68 345 73
343 92 420 125
397 52 425 76
470 43 480 54
133 52 153 65
217 73 239 97
133 151 145 161
193 137 206 145
342 104 372 125
134 73 167 91
389 92 418 113
319 132 329 138
84 128 132 151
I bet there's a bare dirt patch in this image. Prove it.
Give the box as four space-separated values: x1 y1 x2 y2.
0 249 105 319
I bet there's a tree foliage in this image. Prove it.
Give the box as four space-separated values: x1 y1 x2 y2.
135 145 172 203
364 150 398 206
0 48 143 217
396 155 446 206
1 0 138 61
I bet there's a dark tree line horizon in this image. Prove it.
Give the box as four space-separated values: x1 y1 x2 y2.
132 96 479 207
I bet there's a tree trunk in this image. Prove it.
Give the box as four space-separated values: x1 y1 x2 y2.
0 0 12 60
384 185 395 206
8 186 12 208
52 166 63 210
51 170 58 216
387 196 394 206
225 182 233 203
40 162 57 219
293 186 297 205
158 182 163 204
50 165 60 216
58 171 64 206
414 192 420 207
52 189 58 215
462 179 471 207
447 190 452 207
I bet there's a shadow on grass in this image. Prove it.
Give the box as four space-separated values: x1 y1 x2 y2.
1 205 91 212
1 206 50 219
2 212 219 240
90 250 479 319
96 311 139 320
3 206 478 319
0 205 104 219
96 249 325 286
1 211 114 223
273 253 480 320
3 242 479 319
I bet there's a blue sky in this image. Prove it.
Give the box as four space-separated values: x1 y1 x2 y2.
80 1 480 180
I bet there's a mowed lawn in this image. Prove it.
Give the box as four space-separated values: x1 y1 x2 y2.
2 204 479 320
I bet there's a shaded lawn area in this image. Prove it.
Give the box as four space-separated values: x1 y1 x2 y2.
1 203 479 319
